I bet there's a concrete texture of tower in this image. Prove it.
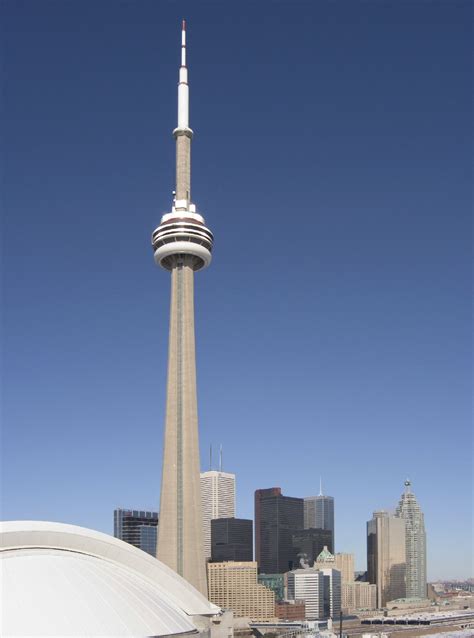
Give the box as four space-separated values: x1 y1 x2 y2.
152 21 213 596
255 487 304 573
367 510 406 607
200 470 236 560
395 479 427 599
304 481 335 551
113 508 159 556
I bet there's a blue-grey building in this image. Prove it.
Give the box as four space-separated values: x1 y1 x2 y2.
114 508 159 556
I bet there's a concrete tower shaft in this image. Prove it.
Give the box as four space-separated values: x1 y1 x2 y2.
153 21 210 597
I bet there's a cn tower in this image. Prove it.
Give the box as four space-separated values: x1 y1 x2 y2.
152 21 212 596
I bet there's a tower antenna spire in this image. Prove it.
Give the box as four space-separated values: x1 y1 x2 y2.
319 476 323 496
219 444 223 472
176 18 190 134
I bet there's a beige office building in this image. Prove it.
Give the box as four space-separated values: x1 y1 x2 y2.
315 547 354 584
207 562 275 621
367 511 406 607
334 553 354 582
342 582 377 611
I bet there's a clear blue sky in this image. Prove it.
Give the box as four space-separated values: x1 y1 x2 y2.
2 1 472 580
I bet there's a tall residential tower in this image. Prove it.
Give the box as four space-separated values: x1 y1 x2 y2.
396 480 427 599
152 22 213 596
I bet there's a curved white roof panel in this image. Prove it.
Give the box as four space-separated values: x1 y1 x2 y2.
0 520 219 637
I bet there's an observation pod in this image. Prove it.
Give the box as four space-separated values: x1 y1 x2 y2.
152 208 214 271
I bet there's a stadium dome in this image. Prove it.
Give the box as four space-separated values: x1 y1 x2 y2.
0 520 219 637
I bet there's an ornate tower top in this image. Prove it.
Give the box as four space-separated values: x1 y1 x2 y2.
316 545 335 562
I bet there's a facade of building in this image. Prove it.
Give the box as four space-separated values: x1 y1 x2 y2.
211 517 252 562
257 573 285 602
255 488 304 573
113 509 159 556
342 582 377 611
287 569 325 620
153 21 213 596
207 561 275 621
292 528 333 567
314 547 354 584
319 567 342 619
395 480 427 599
304 488 335 551
201 471 236 559
367 510 406 607
335 553 355 583
275 600 306 621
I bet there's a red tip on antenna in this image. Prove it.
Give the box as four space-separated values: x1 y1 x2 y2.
182 19 186 31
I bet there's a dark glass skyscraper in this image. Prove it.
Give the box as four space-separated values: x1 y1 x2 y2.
113 508 159 556
292 528 333 566
255 487 304 573
211 517 253 562
304 484 335 551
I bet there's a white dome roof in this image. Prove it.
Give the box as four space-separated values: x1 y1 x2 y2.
0 520 219 637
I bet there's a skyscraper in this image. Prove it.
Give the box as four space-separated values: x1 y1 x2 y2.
367 510 406 607
152 22 213 596
314 546 355 583
287 569 325 620
200 470 236 560
304 481 335 550
395 479 427 599
211 518 253 562
113 508 159 556
292 528 333 566
255 487 304 573
319 568 342 619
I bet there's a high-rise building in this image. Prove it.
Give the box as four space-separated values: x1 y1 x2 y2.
319 568 342 619
255 488 304 573
113 508 159 556
292 528 333 567
207 561 275 621
304 483 335 550
201 470 236 559
314 546 354 583
287 569 325 620
367 510 406 607
211 518 252 562
342 582 377 612
395 479 427 599
153 22 213 596
335 553 355 583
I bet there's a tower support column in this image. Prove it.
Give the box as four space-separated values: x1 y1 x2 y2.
157 254 207 596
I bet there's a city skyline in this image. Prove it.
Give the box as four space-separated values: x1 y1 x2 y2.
2 1 471 581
